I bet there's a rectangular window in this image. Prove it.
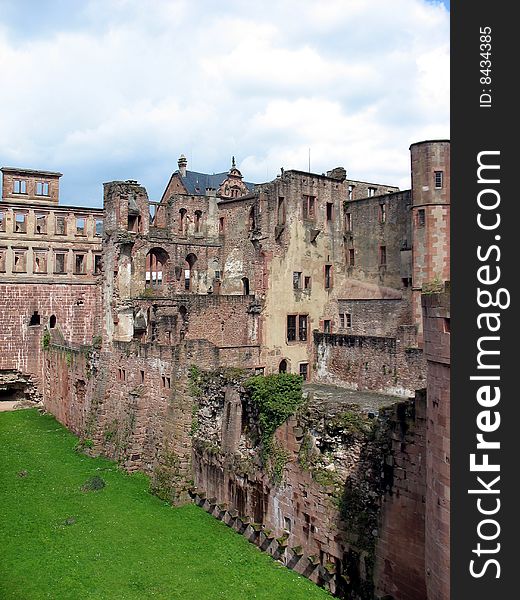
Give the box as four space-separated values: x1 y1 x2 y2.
0 248 6 273
298 315 308 341
13 180 27 194
368 187 377 197
15 213 27 233
323 320 331 333
0 212 5 232
140 370 145 384
95 219 103 236
339 313 345 328
379 203 386 223
302 195 316 220
304 276 311 290
35 213 47 234
13 250 27 273
287 315 297 342
75 253 86 274
76 217 86 236
118 368 126 382
184 269 190 290
435 171 443 189
162 375 171 389
348 185 354 200
379 245 387 266
345 313 352 327
94 254 102 274
417 209 426 227
324 264 332 289
348 248 355 266
54 253 66 274
293 271 302 290
36 182 49 196
299 363 309 381
326 202 333 222
33 252 48 274
55 215 66 235
345 212 352 232
219 217 225 234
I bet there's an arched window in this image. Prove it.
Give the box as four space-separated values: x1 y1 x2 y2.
184 253 197 291
242 277 250 295
279 359 287 374
49 315 57 329
194 210 202 233
179 208 187 235
146 248 169 287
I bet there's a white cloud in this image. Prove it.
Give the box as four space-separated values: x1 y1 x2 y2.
0 0 449 206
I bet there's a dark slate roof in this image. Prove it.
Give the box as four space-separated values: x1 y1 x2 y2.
179 170 255 195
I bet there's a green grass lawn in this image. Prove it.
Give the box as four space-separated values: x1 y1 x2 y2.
0 409 330 600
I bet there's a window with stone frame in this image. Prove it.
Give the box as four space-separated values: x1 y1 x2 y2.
13 249 27 272
94 254 102 275
299 363 309 381
379 203 387 224
0 211 5 232
76 217 86 236
324 264 332 289
302 195 316 220
35 213 47 234
95 219 103 236
287 315 297 342
379 245 387 266
326 202 334 222
13 179 27 194
348 248 355 266
33 251 48 274
0 248 6 272
36 182 49 196
74 253 86 274
345 212 352 232
15 213 27 233
435 171 444 189
55 215 66 235
298 315 308 341
293 271 302 290
54 252 66 274
277 197 286 225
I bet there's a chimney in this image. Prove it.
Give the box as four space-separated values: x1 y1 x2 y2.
178 154 187 178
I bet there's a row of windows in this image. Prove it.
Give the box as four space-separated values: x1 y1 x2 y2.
12 179 50 196
0 248 101 275
0 211 103 237
285 314 354 342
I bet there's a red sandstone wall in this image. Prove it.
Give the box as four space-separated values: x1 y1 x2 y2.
422 292 450 600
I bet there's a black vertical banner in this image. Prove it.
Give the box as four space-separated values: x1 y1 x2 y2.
452 2 515 599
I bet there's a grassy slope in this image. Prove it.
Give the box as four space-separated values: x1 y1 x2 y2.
0 409 329 600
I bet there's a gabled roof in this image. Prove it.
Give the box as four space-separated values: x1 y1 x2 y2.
177 170 256 195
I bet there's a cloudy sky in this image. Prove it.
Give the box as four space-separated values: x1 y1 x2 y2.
0 0 449 207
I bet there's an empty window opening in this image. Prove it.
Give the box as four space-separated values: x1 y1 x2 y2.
15 213 27 233
13 250 27 272
299 363 309 381
55 216 66 235
323 320 331 334
348 185 354 200
117 368 126 382
0 212 5 232
293 271 302 290
277 197 286 225
49 315 57 329
302 195 316 220
345 212 352 232
279 359 288 374
368 187 377 197
35 214 47 234
444 317 451 333
379 245 387 266
348 248 355 266
326 202 333 222
179 208 187 235
379 203 386 223
184 253 197 291
242 277 250 295
34 252 47 273
325 264 332 289
435 171 444 189
29 311 41 326
95 219 103 236
284 517 292 532
0 249 6 273
75 254 86 274
54 253 66 274
304 276 311 290
76 218 86 236
417 209 426 227
128 214 142 233
94 254 102 274
146 248 168 287
194 210 202 233
140 370 145 384
36 182 49 196
13 180 27 194
162 376 171 389
219 217 225 234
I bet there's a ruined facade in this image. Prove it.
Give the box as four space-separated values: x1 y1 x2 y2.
0 141 450 599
